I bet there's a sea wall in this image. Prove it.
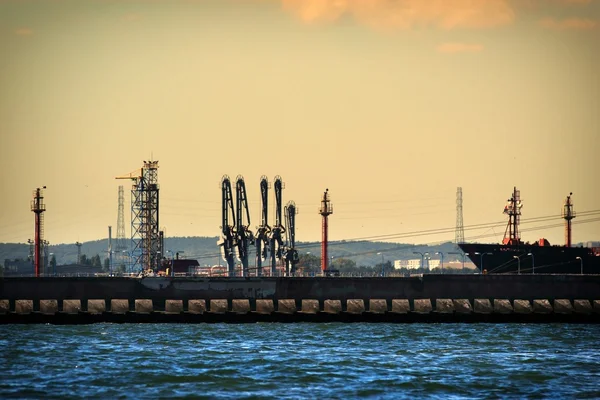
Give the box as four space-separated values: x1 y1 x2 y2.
1 275 599 323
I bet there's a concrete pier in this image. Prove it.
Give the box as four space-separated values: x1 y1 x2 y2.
0 296 598 323
1 275 599 323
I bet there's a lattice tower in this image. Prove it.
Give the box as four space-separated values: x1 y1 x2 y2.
455 187 465 244
130 160 160 271
116 186 127 252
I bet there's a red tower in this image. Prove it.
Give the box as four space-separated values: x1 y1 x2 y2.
319 189 333 273
31 187 46 277
562 192 576 247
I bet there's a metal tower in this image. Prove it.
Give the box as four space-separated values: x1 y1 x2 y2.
319 189 333 273
75 241 82 264
116 185 127 252
455 187 465 244
502 187 522 245
30 186 46 277
562 192 576 247
116 160 160 272
108 226 112 273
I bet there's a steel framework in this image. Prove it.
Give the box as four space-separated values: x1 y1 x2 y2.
455 187 465 244
270 176 285 276
117 161 160 272
284 201 299 276
254 176 271 277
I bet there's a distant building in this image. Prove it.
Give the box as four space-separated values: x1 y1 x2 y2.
158 258 201 276
394 259 425 270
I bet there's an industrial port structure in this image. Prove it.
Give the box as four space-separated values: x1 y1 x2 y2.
218 174 301 277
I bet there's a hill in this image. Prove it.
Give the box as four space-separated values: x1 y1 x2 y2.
1 236 464 268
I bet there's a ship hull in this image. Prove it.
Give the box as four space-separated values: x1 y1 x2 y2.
458 243 600 274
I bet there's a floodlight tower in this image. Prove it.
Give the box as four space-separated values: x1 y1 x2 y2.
319 189 333 273
562 192 576 247
30 186 46 277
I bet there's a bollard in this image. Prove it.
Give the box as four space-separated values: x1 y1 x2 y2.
111 299 129 314
391 299 410 314
232 299 251 314
493 299 513 314
553 299 573 314
165 300 183 314
413 299 432 314
513 299 532 314
188 299 206 314
533 299 552 314
87 300 106 314
277 299 297 314
453 299 472 314
210 299 228 313
63 299 81 314
435 299 454 313
300 299 319 314
474 299 492 314
40 300 58 314
255 299 274 314
573 299 592 314
346 299 365 314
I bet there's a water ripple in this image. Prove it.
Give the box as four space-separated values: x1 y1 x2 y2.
1 324 600 399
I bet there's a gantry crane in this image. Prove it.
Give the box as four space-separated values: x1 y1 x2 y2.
217 175 236 276
254 176 271 277
235 175 254 276
284 201 299 276
269 176 286 276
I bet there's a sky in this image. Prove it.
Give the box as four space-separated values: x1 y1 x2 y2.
0 0 598 247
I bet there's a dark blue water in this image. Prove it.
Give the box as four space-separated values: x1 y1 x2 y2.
1 324 599 399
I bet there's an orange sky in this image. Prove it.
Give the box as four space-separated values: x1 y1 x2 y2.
0 0 598 246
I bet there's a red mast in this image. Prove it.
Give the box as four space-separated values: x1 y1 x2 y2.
562 192 576 247
319 189 333 273
31 187 46 277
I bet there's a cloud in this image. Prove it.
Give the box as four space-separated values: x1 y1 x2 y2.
281 0 516 30
437 42 484 53
14 28 33 36
539 17 598 29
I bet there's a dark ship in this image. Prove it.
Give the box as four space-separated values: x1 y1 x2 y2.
459 188 600 274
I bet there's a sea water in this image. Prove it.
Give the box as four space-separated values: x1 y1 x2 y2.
1 323 599 399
